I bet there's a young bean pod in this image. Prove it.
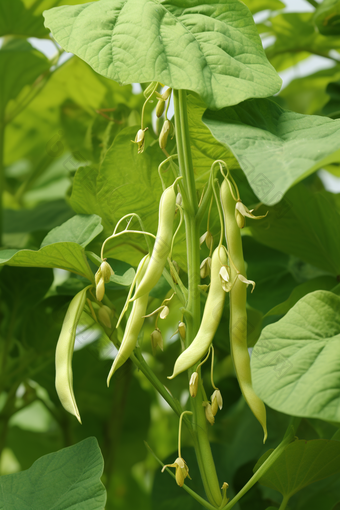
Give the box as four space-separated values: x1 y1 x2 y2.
168 247 227 379
107 255 150 385
132 183 176 301
220 179 267 442
55 285 91 423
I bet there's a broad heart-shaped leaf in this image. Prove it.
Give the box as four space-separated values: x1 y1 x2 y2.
255 440 340 499
248 184 340 276
41 214 103 248
0 0 99 38
0 437 106 510
0 39 50 121
0 243 94 281
203 98 340 205
251 291 340 422
43 0 282 110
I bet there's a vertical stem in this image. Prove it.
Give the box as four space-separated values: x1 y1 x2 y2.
173 89 222 508
279 495 290 510
0 123 5 247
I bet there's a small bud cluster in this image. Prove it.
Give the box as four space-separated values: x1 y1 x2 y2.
95 260 114 301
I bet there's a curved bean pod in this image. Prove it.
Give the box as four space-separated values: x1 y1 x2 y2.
168 247 227 379
220 179 267 442
107 255 150 385
132 184 176 300
55 285 91 423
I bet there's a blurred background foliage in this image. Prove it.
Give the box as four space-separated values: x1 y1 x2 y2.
1 0 340 509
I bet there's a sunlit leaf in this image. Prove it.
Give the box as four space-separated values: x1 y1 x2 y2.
252 291 340 422
0 437 106 510
203 98 340 205
43 0 281 109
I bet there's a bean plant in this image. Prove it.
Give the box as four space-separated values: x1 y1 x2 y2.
1 0 340 509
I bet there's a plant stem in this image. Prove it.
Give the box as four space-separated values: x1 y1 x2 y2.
279 495 291 510
0 122 5 247
173 89 222 508
223 417 300 510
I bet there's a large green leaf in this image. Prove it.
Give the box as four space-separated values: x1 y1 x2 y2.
0 243 94 281
251 291 340 422
256 440 340 498
247 184 340 276
43 0 282 109
0 39 50 121
41 214 103 248
0 437 106 510
203 98 340 205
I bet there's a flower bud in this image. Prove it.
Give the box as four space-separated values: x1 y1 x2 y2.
176 192 182 207
203 402 215 425
160 305 169 320
200 231 213 251
156 99 165 117
98 305 112 329
96 277 105 302
189 372 199 397
161 456 190 487
219 266 233 292
235 207 245 229
211 389 223 415
159 119 171 149
132 128 147 154
100 260 114 283
178 321 186 340
200 257 212 279
95 267 102 286
151 328 163 352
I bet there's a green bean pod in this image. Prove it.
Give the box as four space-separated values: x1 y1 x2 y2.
107 255 150 385
168 247 227 379
55 285 91 423
132 184 176 300
220 179 267 442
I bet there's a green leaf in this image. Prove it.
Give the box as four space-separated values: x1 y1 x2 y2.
0 0 99 38
41 214 103 248
314 0 340 36
265 12 340 71
43 0 282 110
0 243 94 281
256 440 340 498
265 276 338 317
242 0 285 14
0 437 106 510
203 98 340 205
247 184 340 276
3 200 74 234
279 65 340 116
0 39 50 121
0 266 54 311
323 79 340 118
70 126 165 267
251 291 340 422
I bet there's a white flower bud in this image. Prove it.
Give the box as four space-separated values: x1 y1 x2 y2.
178 321 186 340
200 257 212 279
160 305 169 320
189 372 199 398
